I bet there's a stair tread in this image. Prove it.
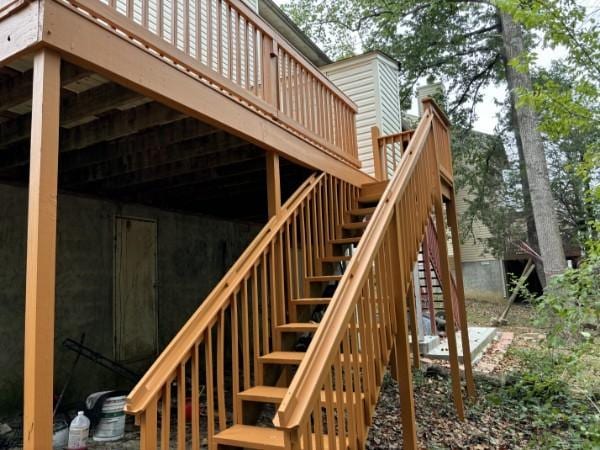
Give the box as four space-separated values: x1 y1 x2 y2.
306 275 343 282
320 255 352 262
291 297 332 305
330 237 361 245
349 206 376 216
342 221 368 230
358 193 381 204
238 386 288 403
276 322 320 332
214 425 285 450
259 351 305 364
238 386 367 405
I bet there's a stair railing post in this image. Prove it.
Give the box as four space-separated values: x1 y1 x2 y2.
429 106 466 420
389 208 418 450
371 126 385 181
446 189 477 399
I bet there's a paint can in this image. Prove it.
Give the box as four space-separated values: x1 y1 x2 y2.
89 394 126 442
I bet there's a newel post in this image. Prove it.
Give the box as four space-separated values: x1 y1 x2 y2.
371 126 385 181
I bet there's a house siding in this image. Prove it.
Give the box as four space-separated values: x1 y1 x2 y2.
322 52 401 177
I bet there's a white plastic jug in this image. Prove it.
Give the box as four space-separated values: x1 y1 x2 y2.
67 411 90 450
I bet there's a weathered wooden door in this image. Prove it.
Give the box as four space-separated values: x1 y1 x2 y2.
114 217 158 362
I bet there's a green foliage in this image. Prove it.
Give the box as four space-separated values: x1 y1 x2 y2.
484 347 600 449
534 254 600 347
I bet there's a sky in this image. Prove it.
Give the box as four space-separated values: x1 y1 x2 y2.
274 0 598 134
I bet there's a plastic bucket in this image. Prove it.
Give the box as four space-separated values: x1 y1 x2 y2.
92 395 126 442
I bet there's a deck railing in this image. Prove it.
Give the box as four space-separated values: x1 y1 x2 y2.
274 102 464 447
55 0 360 166
125 172 360 448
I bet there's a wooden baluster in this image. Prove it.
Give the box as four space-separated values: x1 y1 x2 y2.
261 253 270 359
324 370 336 450
333 354 346 448
217 309 227 429
205 327 215 448
342 334 358 449
252 266 261 383
241 278 251 390
269 243 281 349
191 344 200 449
349 316 365 446
161 379 172 449
312 401 324 450
139 396 158 450
183 0 189 53
217 0 223 75
206 0 213 70
231 294 240 423
176 361 186 450
171 0 177 46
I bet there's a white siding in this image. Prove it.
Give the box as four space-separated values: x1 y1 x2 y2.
448 188 496 262
322 52 401 177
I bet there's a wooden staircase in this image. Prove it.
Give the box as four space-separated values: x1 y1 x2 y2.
213 180 387 449
124 100 475 450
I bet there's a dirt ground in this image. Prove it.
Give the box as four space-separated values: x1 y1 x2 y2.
364 297 551 449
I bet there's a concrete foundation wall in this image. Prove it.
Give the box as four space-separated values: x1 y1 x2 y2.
0 183 260 415
461 259 506 300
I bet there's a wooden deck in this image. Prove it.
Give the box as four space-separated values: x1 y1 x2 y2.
0 0 376 218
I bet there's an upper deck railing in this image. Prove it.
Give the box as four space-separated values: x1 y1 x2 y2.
52 0 360 167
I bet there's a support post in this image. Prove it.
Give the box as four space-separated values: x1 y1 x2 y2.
433 190 465 420
447 193 477 398
23 49 61 450
390 208 418 450
266 151 281 218
371 126 384 181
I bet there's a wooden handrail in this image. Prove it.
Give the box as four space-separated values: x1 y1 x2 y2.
274 108 436 429
53 0 360 166
125 170 362 449
126 172 322 413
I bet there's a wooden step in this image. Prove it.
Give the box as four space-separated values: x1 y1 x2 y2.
330 237 361 245
320 255 351 263
276 322 319 333
360 180 388 197
259 351 305 365
357 193 381 204
238 386 365 406
291 297 332 305
214 425 285 450
349 206 376 217
342 221 368 231
238 386 287 404
306 275 343 283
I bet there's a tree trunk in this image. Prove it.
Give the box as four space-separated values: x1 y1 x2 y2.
510 102 546 286
500 11 566 280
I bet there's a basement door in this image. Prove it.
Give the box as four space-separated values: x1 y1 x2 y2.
114 217 158 363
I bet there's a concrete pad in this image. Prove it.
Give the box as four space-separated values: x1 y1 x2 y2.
424 326 497 363
418 335 440 354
